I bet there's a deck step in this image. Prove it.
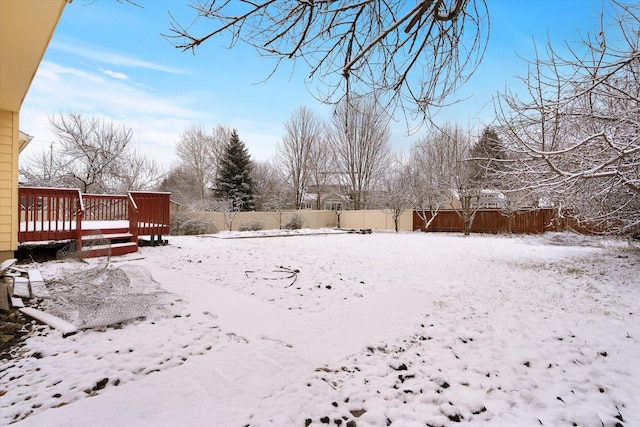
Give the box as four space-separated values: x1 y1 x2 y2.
79 227 138 258
81 227 130 236
82 232 133 241
81 241 138 258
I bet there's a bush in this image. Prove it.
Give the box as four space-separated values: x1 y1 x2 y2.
170 212 219 235
238 219 265 232
284 214 305 230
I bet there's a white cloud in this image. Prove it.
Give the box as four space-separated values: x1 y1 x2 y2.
20 61 211 168
50 39 187 75
101 69 130 80
38 62 104 84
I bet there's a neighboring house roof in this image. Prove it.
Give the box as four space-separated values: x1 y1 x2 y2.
302 192 349 203
18 131 33 153
322 192 349 201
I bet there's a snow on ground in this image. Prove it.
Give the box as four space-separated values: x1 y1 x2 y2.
2 231 639 427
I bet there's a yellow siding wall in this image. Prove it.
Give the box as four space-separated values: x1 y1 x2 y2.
0 109 18 258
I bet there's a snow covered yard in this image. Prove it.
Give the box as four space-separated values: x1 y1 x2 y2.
2 231 639 427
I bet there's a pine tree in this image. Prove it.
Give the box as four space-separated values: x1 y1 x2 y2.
214 129 255 211
469 127 506 187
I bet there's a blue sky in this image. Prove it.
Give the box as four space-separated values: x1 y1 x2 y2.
20 0 613 169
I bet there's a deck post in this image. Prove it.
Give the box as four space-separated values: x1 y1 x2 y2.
76 191 84 254
128 193 139 244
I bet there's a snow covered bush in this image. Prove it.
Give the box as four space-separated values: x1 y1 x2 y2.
238 219 265 232
170 211 218 235
284 213 305 230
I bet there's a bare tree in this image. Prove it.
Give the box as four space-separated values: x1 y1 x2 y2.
175 125 217 200
496 1 640 235
158 165 201 206
413 124 480 235
275 106 323 209
168 124 231 208
446 125 482 235
211 124 233 161
380 154 411 232
262 198 289 229
20 113 159 193
307 134 334 210
111 147 163 192
212 198 240 231
407 138 451 231
165 1 488 121
327 97 391 210
19 147 57 188
159 166 196 204
252 159 285 212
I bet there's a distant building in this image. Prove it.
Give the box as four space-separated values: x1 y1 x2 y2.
303 172 352 210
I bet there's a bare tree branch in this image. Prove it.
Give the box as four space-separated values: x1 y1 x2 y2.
20 113 160 193
164 0 488 122
496 1 640 234
326 96 391 209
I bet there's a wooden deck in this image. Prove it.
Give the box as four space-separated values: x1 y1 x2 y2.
18 187 170 258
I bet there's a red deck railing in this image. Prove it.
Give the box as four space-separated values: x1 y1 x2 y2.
129 191 170 237
82 194 129 221
18 187 83 243
18 187 170 245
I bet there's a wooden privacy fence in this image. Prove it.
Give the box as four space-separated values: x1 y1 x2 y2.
176 209 568 234
413 209 558 234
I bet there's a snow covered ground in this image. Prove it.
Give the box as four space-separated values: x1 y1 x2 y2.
2 231 639 427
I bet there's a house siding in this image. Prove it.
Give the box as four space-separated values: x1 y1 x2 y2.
0 109 18 259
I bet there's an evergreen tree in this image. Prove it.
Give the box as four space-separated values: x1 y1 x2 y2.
214 129 255 211
469 127 506 187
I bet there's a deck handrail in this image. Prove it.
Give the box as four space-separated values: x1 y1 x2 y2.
18 187 83 243
18 187 171 248
82 193 129 221
128 191 171 237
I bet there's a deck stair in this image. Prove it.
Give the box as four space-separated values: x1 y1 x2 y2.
80 227 138 258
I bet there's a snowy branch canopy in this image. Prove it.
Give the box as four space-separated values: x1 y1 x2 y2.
497 0 640 234
165 0 488 120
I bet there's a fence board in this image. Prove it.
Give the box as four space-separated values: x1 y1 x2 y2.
413 209 558 234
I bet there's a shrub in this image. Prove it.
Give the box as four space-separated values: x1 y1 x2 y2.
238 219 265 232
284 214 305 230
170 212 218 235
